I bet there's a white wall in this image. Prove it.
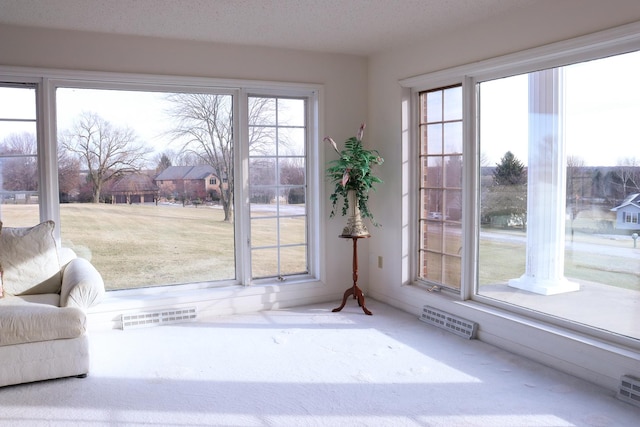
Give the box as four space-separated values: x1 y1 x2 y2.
0 23 369 326
2 0 640 393
366 0 640 392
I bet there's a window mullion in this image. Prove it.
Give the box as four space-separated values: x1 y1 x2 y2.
236 89 252 285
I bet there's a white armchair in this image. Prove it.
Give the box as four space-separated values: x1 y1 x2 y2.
0 221 105 387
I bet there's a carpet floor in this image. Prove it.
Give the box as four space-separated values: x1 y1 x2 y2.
0 300 638 426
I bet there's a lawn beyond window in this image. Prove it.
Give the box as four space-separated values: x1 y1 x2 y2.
0 203 304 290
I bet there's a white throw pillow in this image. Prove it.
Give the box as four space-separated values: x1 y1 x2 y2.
0 220 62 296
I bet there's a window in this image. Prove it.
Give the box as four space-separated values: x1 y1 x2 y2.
477 51 640 340
624 212 638 224
417 86 463 290
0 84 40 227
404 24 640 344
55 88 239 290
248 96 308 280
0 71 319 293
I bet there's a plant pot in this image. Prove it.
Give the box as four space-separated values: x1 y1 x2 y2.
341 190 370 237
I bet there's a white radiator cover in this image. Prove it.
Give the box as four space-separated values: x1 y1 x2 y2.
121 307 197 329
419 305 478 339
618 375 640 408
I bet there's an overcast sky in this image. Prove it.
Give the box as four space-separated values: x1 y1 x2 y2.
480 50 640 167
1 50 638 168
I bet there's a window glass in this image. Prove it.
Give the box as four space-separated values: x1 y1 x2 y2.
56 88 236 290
248 96 307 280
418 86 463 290
477 51 640 340
0 84 39 226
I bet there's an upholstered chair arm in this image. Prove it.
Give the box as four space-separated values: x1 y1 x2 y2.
60 258 105 310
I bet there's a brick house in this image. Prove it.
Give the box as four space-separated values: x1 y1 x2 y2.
154 165 223 203
108 173 159 204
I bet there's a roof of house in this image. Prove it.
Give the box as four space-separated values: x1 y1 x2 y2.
155 165 217 181
110 174 158 193
611 193 640 211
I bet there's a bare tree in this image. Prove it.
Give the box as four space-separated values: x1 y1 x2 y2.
57 140 81 202
165 94 234 220
566 155 586 200
165 94 275 223
0 133 38 202
613 156 640 198
61 112 152 203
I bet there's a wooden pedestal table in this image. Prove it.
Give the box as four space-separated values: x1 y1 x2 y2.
332 234 372 315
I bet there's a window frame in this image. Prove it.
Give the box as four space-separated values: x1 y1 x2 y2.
400 21 640 347
0 82 39 214
245 94 310 282
0 67 322 293
417 85 464 290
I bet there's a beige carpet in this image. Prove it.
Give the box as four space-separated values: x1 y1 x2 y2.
0 300 638 426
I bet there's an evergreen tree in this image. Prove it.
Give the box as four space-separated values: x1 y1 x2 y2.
156 153 172 174
493 151 526 185
483 151 527 228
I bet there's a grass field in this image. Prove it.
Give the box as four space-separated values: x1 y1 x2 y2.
1 203 308 290
1 203 637 292
478 229 640 291
61 203 238 289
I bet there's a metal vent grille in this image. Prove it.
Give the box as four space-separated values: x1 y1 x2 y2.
419 305 478 339
618 375 640 408
121 307 197 330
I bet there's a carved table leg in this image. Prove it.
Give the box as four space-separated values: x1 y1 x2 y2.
332 236 372 315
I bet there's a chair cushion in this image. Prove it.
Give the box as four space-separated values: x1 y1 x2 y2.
0 221 62 296
0 299 85 346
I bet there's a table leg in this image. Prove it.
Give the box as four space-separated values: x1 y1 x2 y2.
332 286 354 312
332 237 372 315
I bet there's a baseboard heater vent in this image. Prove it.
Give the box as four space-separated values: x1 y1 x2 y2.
618 375 640 408
419 305 478 339
121 307 197 330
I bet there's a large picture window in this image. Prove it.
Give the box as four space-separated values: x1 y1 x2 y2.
477 51 640 340
0 74 318 293
55 88 238 290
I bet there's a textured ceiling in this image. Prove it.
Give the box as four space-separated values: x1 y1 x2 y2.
0 0 534 55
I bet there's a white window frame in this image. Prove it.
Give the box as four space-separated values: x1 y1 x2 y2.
400 21 640 348
0 66 323 293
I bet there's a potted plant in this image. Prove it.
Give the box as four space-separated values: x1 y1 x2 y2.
324 123 384 236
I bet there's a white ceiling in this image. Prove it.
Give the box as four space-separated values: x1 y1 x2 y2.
0 0 535 56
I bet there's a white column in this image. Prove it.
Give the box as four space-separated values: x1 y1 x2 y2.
508 68 579 295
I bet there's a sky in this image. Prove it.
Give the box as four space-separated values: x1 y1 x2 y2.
479 50 640 167
1 50 639 168
56 87 180 159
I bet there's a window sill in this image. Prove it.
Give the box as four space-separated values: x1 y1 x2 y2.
87 278 328 330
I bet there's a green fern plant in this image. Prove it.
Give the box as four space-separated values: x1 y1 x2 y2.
324 123 384 225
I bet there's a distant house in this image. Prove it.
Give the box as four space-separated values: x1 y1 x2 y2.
154 165 223 202
109 173 158 204
610 193 640 230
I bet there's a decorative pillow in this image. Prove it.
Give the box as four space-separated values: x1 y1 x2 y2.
0 220 62 296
